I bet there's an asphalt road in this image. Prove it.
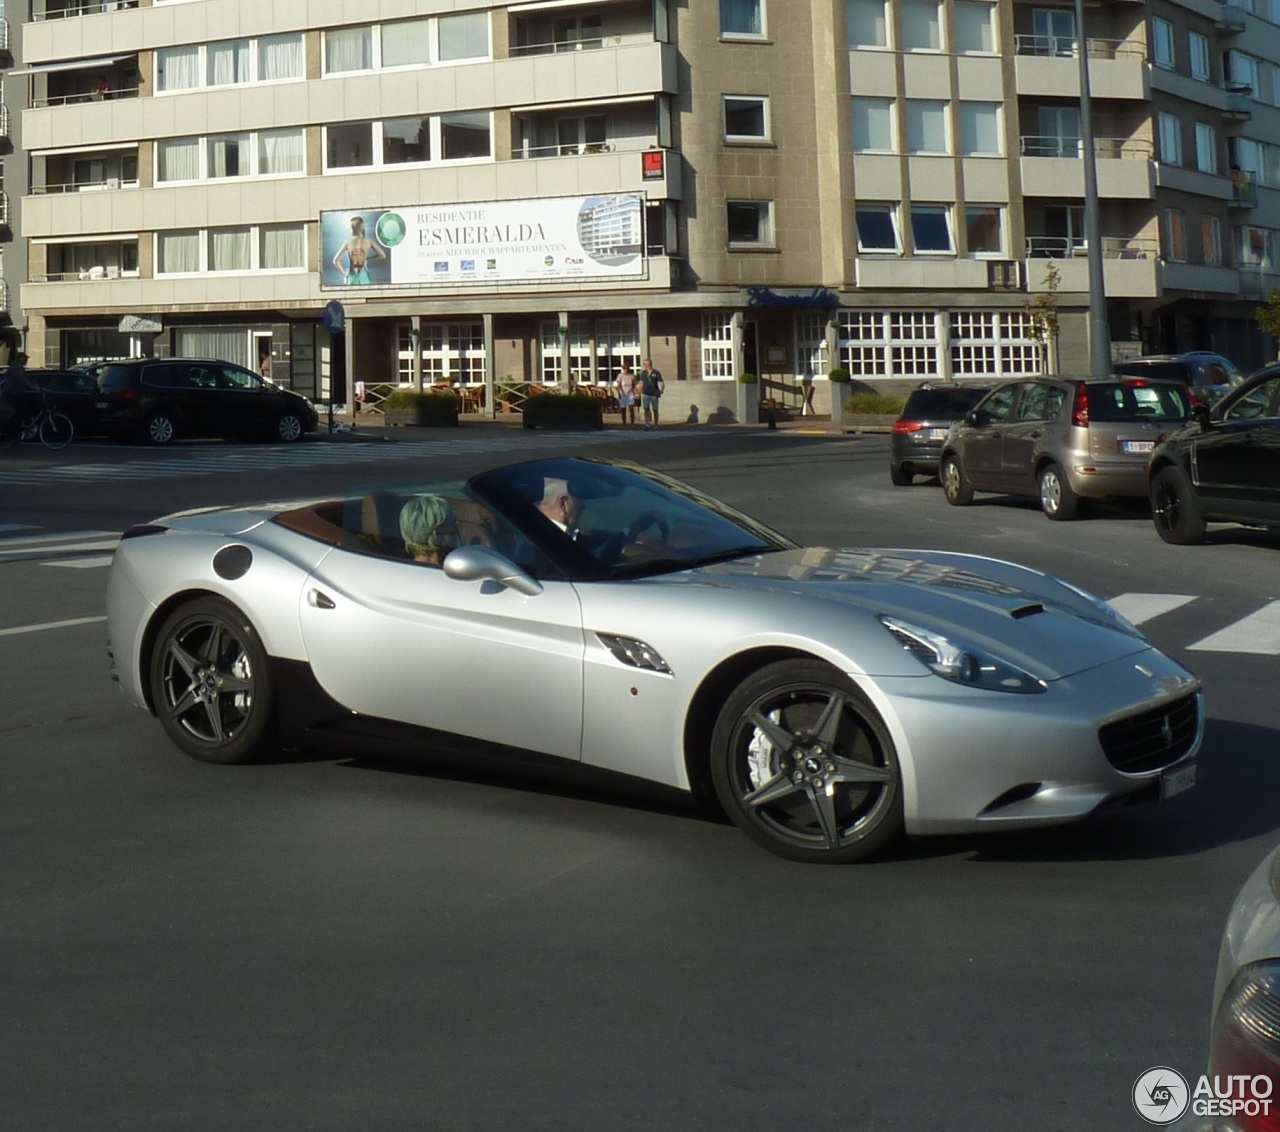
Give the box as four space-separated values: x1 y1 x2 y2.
2 427 1277 1131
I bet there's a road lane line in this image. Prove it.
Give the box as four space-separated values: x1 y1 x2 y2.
45 556 115 569
0 540 121 563
1188 600 1280 655
1106 593 1197 626
0 529 119 548
0 615 108 637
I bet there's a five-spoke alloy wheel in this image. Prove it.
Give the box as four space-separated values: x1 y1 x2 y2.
711 660 903 863
150 597 275 764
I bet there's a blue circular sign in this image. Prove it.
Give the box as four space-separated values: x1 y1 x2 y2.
323 300 346 335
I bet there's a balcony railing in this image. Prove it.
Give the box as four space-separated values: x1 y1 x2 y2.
1230 171 1259 206
31 83 140 108
1020 136 1153 159
30 176 138 195
1013 34 1147 60
32 267 138 282
31 0 138 18
510 31 654 57
1025 236 1160 259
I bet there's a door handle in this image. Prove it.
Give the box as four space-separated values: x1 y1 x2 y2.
307 589 335 609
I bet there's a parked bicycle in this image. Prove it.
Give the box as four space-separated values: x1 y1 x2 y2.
0 392 75 450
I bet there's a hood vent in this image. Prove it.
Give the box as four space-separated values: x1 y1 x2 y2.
597 633 672 674
1010 603 1046 620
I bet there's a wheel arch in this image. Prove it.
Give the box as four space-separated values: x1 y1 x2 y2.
137 587 226 714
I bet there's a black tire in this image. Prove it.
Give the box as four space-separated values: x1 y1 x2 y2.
1151 465 1206 545
274 412 305 444
149 597 276 764
889 463 914 487
1038 462 1078 521
0 413 18 450
144 412 177 446
40 412 74 450
710 659 903 863
940 453 973 505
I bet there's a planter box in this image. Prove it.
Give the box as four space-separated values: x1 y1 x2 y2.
384 406 459 428
842 413 898 432
522 397 604 430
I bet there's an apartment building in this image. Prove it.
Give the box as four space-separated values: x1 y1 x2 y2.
0 0 1276 410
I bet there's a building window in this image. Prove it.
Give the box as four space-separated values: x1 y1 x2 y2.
855 204 900 252
260 35 304 81
965 205 1003 256
1031 8 1075 57
906 101 948 154
1195 123 1218 174
209 226 253 272
1152 17 1175 70
326 27 374 73
383 117 432 164
852 98 894 152
208 40 250 86
1229 51 1260 95
723 96 770 142
847 0 888 48
911 205 953 253
727 201 774 246
157 129 305 182
1164 209 1187 262
901 0 941 50
157 45 200 91
959 103 1000 155
954 2 996 54
795 312 828 383
382 18 432 67
889 312 940 377
158 230 200 273
1159 113 1182 166
1189 32 1211 82
158 224 307 274
261 224 306 269
720 0 764 38
1202 216 1222 266
440 112 492 160
438 12 490 61
157 34 303 93
325 15 490 74
951 312 1042 379
327 122 374 168
323 116 492 170
1237 224 1273 268
701 313 735 380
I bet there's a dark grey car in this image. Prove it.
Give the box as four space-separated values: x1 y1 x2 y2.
889 384 989 485
1112 352 1244 406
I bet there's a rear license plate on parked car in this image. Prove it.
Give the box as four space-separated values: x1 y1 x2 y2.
928 428 948 440
1160 762 1197 800
1122 440 1155 454
95 400 109 410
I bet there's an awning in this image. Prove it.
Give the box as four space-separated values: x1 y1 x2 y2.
8 55 132 76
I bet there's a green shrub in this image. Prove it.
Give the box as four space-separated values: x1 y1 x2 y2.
383 388 460 411
522 392 604 430
843 391 906 415
828 367 851 383
737 372 759 384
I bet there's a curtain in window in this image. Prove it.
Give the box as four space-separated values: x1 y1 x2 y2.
208 40 249 86
209 227 252 271
261 225 305 269
158 45 200 91
438 12 490 60
176 329 252 370
258 34 303 80
258 130 304 174
382 19 431 67
157 137 200 181
326 27 373 73
720 0 762 35
159 231 200 273
209 135 249 178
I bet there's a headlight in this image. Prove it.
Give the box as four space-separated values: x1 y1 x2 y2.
880 615 1046 694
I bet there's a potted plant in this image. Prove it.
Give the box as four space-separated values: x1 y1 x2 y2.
521 391 604 430
382 388 461 428
827 367 851 427
736 372 760 426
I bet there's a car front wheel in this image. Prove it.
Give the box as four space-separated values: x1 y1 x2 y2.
1151 465 1206 545
710 660 903 863
149 596 276 764
940 454 973 505
1038 462 1079 521
275 412 305 443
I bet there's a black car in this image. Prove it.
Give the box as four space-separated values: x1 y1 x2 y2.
890 383 989 485
1149 364 1280 544
29 369 108 437
1112 352 1244 407
96 358 317 445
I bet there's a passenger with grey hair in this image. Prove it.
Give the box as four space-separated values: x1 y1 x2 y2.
399 494 459 566
534 477 583 536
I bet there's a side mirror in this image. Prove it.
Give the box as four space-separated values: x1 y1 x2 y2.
964 410 980 427
1192 403 1212 428
443 545 543 596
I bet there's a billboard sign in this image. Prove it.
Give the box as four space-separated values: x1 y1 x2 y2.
320 195 645 290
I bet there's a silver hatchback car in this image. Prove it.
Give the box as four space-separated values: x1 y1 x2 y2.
940 377 1191 520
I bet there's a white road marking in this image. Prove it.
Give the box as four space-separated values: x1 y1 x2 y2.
0 523 38 532
44 555 115 569
1106 593 1198 626
0 540 121 563
0 615 108 637
1188 600 1280 655
0 529 119 547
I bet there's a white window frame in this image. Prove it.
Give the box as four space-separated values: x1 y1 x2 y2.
847 0 888 49
726 200 775 247
838 310 944 380
1164 208 1188 263
156 129 306 183
155 33 304 94
1152 17 1175 70
910 204 954 255
322 115 494 173
323 14 491 76
1159 112 1183 166
1202 215 1223 266
720 0 766 40
964 204 1004 258
1195 123 1218 174
954 2 996 55
959 102 1001 156
855 203 901 253
1190 32 1211 82
906 100 949 154
155 223 308 276
722 95 771 143
852 97 895 153
950 312 1043 379
900 0 942 52
701 313 736 380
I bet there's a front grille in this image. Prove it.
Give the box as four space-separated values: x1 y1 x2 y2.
1099 692 1200 774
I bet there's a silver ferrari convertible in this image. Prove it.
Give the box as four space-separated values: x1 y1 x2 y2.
106 456 1203 863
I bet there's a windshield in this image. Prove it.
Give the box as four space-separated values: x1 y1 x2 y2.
470 457 796 580
1088 382 1190 422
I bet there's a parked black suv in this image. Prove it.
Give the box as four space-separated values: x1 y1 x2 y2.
1149 363 1280 544
890 383 990 485
1112 352 1244 407
96 358 317 445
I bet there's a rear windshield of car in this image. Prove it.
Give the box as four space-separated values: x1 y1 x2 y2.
98 364 134 393
902 388 988 418
1088 382 1189 422
1113 361 1187 381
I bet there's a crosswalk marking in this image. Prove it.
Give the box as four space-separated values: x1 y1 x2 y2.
1188 599 1280 654
1106 593 1198 627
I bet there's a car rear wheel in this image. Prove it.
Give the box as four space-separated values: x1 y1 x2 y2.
149 596 276 764
710 659 903 863
1151 465 1206 545
1038 462 1079 521
940 454 973 505
144 412 176 446
274 412 305 443
889 463 914 487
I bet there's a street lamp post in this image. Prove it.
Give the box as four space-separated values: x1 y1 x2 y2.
1075 0 1112 378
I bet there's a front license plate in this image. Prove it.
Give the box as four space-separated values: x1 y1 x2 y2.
1122 440 1155 454
95 400 109 410
928 428 948 440
1160 762 1197 800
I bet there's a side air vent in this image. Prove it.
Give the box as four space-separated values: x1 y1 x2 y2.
597 633 672 674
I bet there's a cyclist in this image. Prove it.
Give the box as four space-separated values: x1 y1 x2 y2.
0 352 36 433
